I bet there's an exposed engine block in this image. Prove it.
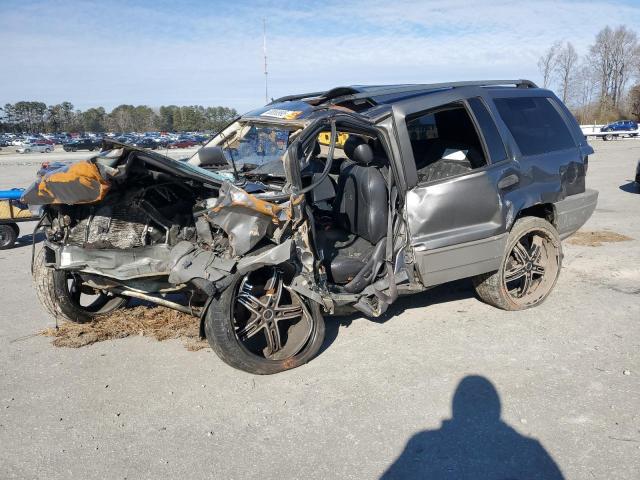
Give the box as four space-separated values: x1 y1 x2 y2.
67 203 151 249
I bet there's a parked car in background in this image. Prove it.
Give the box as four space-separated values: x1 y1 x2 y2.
16 142 53 154
63 138 101 152
600 120 639 141
156 137 173 148
169 139 197 148
193 134 210 144
132 138 159 149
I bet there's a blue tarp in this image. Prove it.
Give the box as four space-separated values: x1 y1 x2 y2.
0 189 24 200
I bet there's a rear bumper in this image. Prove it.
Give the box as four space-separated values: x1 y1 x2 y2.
554 189 598 239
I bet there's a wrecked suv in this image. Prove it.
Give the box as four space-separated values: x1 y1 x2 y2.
25 80 598 374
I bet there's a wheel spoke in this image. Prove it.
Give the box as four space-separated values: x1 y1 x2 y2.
505 264 527 282
264 322 282 355
236 315 263 339
529 235 543 263
512 241 528 264
520 271 533 296
531 264 545 276
237 294 263 317
274 304 303 322
266 273 283 309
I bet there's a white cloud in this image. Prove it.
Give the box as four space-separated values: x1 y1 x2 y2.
1 0 639 112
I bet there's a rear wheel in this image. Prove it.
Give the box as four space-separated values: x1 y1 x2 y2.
473 217 562 311
204 267 325 374
604 134 613 141
0 224 18 249
33 249 126 323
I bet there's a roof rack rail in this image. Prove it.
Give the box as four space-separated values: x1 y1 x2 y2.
269 80 537 106
326 80 538 105
268 91 326 104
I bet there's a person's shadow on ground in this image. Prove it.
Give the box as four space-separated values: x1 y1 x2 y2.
381 375 564 480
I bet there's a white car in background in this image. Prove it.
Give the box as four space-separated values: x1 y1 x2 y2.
16 142 53 154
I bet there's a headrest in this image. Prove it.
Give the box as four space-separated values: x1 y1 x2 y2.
197 146 228 166
343 136 374 165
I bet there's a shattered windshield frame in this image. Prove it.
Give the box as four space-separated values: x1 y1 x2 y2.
196 119 303 170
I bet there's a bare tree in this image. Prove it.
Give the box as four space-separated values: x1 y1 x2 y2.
538 41 562 88
629 84 640 121
555 42 579 104
573 62 599 123
589 25 640 108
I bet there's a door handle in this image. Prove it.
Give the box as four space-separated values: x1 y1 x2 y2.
498 174 519 190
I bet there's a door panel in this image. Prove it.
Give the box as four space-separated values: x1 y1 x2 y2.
406 162 516 252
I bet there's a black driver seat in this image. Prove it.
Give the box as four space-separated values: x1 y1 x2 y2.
316 136 388 285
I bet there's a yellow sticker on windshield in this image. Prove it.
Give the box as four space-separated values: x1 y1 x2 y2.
260 109 303 120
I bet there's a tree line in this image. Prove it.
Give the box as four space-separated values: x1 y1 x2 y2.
0 102 238 134
538 25 640 123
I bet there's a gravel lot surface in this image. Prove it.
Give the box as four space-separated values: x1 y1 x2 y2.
1 140 639 479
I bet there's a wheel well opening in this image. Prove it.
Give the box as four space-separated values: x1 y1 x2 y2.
516 204 555 226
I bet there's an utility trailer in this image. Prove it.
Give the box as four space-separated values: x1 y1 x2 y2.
0 189 38 249
581 125 639 141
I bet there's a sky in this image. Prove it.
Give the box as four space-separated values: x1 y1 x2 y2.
2 0 640 114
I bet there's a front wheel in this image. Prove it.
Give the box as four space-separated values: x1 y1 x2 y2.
473 217 562 311
33 248 127 323
204 267 325 374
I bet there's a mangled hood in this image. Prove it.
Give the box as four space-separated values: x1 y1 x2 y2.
21 140 233 205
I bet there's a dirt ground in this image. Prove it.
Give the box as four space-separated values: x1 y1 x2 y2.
1 139 639 479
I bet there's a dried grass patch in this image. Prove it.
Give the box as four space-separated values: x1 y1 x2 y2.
41 305 209 351
566 230 633 247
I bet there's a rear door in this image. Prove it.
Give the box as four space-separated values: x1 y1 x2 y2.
490 92 586 198
392 89 517 286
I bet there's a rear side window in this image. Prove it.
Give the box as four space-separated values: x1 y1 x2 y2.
494 97 575 156
467 97 507 163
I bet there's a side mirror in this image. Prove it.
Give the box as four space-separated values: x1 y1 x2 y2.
197 146 228 166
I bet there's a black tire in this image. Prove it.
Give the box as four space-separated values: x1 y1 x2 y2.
472 217 562 311
9 222 20 238
89 147 95 152
0 224 18 249
204 268 325 374
33 248 127 323
603 134 613 141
